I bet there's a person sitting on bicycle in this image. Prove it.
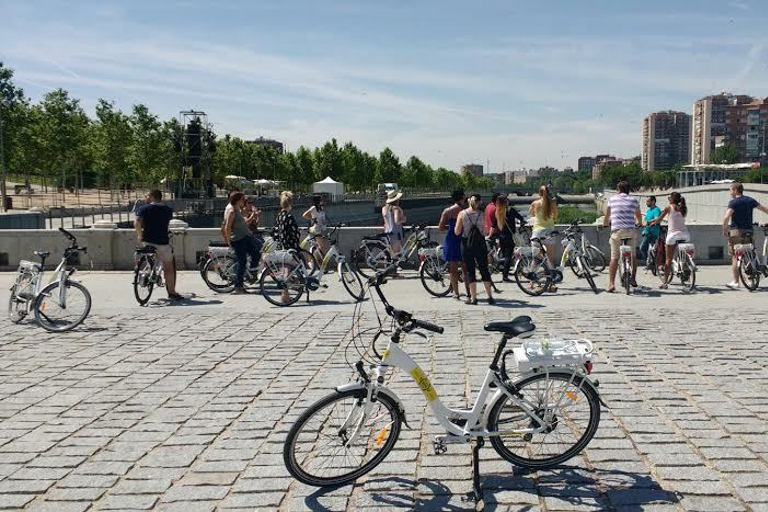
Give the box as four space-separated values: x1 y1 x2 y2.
723 182 768 289
382 191 406 255
491 195 526 282
303 194 329 256
603 181 642 293
639 195 661 264
243 197 263 236
134 189 181 300
530 185 558 291
649 192 690 289
224 192 262 294
438 189 469 299
455 194 494 305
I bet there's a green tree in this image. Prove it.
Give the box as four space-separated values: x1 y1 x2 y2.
92 99 132 191
403 156 433 189
313 138 343 182
128 104 165 185
711 144 740 165
295 146 315 187
376 147 401 183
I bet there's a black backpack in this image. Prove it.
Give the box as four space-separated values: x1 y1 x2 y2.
467 213 484 250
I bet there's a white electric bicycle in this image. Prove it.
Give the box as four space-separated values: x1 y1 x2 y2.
283 265 603 502
8 228 92 332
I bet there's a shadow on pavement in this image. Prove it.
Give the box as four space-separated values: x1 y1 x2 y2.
147 296 224 308
491 298 545 309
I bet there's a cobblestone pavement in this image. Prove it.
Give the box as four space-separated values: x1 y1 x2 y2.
1 269 768 511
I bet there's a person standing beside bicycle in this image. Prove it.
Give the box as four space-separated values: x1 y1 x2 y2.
382 190 406 256
438 189 469 299
603 181 642 293
484 192 500 237
723 182 768 289
639 195 661 264
303 194 329 255
649 192 690 289
455 194 494 305
276 191 302 303
529 185 558 291
134 189 182 300
491 195 526 282
223 192 262 295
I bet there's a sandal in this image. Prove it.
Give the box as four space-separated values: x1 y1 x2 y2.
605 286 616 293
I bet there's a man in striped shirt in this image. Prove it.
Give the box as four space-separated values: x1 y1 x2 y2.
603 181 642 292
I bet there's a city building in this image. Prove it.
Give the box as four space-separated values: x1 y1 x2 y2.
461 164 483 177
246 137 284 153
725 97 768 166
691 93 753 165
486 172 506 184
578 157 595 173
592 154 619 180
642 111 691 171
677 163 756 188
504 171 515 185
512 170 527 184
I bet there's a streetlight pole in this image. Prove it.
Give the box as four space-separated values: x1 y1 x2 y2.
0 100 8 213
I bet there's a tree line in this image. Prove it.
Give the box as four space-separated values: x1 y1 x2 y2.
0 62 495 195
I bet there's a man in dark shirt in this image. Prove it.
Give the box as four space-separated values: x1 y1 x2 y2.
135 189 181 299
722 182 768 288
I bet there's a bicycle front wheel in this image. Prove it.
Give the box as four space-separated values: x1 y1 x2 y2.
34 280 92 332
283 389 402 487
260 260 305 306
488 372 600 470
585 247 606 272
339 261 365 301
419 258 452 297
354 242 391 278
133 256 155 305
202 256 236 293
739 255 760 291
578 256 598 294
515 257 551 296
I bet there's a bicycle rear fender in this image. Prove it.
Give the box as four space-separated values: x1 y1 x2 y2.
335 382 411 429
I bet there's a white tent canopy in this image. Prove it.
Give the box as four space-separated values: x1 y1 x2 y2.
312 176 345 199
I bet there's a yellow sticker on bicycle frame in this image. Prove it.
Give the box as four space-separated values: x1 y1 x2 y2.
382 349 390 361
409 368 438 402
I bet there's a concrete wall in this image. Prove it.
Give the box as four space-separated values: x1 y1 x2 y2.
598 183 768 224
0 224 750 271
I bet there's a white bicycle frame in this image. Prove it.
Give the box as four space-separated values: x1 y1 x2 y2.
338 333 592 447
16 257 72 309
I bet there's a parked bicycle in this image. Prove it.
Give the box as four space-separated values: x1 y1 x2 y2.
644 225 668 278
618 236 634 295
200 231 276 293
734 223 768 291
282 264 602 502
417 245 465 297
8 228 92 332
660 240 696 293
581 227 607 273
259 231 365 306
353 223 436 277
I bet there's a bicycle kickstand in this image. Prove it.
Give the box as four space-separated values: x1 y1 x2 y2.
464 437 485 506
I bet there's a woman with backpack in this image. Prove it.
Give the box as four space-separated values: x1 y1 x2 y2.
491 195 526 282
454 194 494 305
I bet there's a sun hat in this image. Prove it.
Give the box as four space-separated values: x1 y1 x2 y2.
386 190 403 204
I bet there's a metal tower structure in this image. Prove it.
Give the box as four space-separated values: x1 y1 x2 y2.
178 110 215 198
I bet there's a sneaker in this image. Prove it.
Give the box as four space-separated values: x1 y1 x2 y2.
232 287 247 295
659 283 668 290
465 297 478 305
726 281 740 289
168 292 184 300
488 297 496 305
630 278 638 288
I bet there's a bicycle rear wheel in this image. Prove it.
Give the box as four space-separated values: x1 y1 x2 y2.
680 255 696 293
8 285 28 323
738 254 760 291
260 259 305 306
621 261 632 295
202 256 236 293
133 256 155 305
339 261 365 301
353 242 391 278
419 258 451 297
34 280 92 332
488 372 600 470
585 247 606 272
283 389 402 487
515 257 550 296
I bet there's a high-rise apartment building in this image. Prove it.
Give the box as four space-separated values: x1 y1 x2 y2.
577 157 595 173
642 111 691 171
461 164 483 177
725 97 768 166
691 93 753 164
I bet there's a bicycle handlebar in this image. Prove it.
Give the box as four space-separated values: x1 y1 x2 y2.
411 318 444 334
59 227 77 242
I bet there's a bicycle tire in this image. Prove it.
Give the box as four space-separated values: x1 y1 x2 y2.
339 261 365 302
34 280 92 332
621 260 632 295
259 259 305 307
354 242 392 278
133 256 155 305
8 284 28 323
579 256 598 294
514 257 551 296
738 255 760 291
419 258 452 297
680 255 696 293
202 256 236 293
488 372 601 470
308 246 323 275
283 388 402 487
585 246 606 273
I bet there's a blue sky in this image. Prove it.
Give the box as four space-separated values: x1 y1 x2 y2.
2 0 767 172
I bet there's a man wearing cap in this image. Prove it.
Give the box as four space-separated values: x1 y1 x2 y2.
382 190 406 255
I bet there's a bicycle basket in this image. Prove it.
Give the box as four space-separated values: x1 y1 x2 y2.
208 245 233 258
513 338 593 372
418 246 441 259
677 243 695 255
263 250 295 265
734 243 753 255
15 260 40 299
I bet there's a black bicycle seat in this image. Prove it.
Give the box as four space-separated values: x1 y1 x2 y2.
208 240 229 247
484 316 534 336
136 246 157 254
34 251 50 258
620 238 632 244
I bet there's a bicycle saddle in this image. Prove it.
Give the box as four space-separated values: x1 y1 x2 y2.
34 251 50 258
208 240 229 247
136 246 157 254
484 316 535 336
